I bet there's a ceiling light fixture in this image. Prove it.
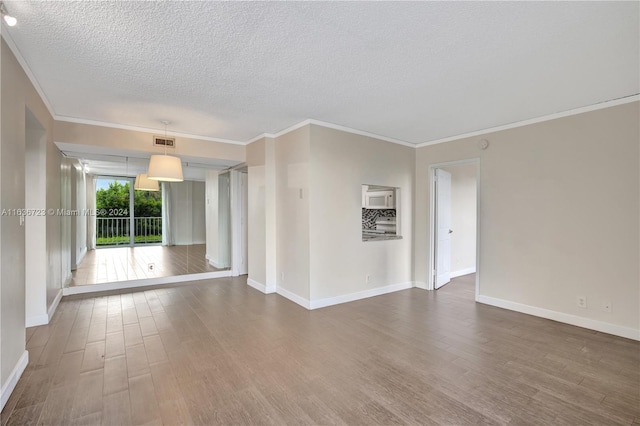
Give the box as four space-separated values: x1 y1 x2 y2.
134 173 160 191
147 120 184 182
0 2 16 26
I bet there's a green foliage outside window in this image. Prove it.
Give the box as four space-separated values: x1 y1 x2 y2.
95 181 163 245
95 181 162 217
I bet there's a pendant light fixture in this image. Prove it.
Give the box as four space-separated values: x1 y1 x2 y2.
134 174 160 191
147 120 184 182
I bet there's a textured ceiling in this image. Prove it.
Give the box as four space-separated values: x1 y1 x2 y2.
4 1 639 145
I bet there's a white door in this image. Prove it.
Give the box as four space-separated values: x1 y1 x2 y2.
435 168 452 289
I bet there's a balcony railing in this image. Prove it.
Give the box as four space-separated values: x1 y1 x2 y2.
96 217 162 246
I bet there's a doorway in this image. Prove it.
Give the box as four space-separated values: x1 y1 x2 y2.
429 159 480 297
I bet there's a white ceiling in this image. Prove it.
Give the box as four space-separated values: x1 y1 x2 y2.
4 1 639 145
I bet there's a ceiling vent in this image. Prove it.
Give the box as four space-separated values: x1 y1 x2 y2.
153 135 175 148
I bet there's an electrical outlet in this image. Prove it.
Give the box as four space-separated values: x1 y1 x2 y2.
577 296 587 309
148 263 155 272
602 300 612 313
366 274 370 284
281 272 285 282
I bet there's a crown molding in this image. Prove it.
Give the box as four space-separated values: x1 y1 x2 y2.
415 94 640 148
52 94 640 149
306 119 416 147
4 31 636 151
55 115 247 146
1 29 56 118
245 119 313 144
4 26 410 149
245 118 416 148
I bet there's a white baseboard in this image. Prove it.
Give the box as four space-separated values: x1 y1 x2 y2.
273 282 416 311
414 281 428 290
451 267 476 278
1 350 28 411
62 270 232 296
276 286 311 309
246 278 276 294
73 246 87 269
27 285 66 327
477 295 640 341
48 288 63 322
310 281 414 310
208 259 228 269
25 314 48 328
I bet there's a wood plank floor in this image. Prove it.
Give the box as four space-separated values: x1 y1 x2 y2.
71 245 227 286
3 274 639 425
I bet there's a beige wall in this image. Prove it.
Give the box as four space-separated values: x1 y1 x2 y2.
442 163 477 275
1 37 57 387
54 121 246 163
247 136 278 291
247 138 267 286
415 101 640 333
275 127 311 300
309 125 415 301
248 125 415 304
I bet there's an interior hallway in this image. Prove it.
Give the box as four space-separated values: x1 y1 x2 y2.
2 274 638 425
71 245 226 286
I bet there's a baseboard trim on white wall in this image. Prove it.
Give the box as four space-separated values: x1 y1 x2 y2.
208 259 227 269
246 278 276 294
25 314 48 328
310 281 414 310
1 350 29 411
276 286 311 310
47 288 63 322
75 247 87 268
27 283 68 327
477 295 640 341
62 270 232 296
450 267 476 279
414 281 428 290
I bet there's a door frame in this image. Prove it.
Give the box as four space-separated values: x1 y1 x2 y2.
428 158 481 301
434 168 453 289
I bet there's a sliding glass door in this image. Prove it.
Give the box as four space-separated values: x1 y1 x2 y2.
133 185 163 244
96 178 132 246
95 177 163 247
